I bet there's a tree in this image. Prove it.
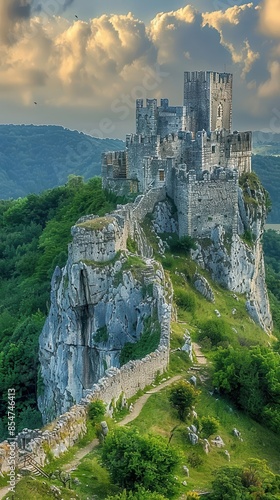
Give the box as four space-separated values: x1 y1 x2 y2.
210 467 249 500
168 380 199 421
102 427 178 497
200 416 219 439
209 461 280 500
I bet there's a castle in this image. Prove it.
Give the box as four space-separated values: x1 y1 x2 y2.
102 71 252 238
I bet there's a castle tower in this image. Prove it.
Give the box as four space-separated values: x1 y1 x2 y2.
184 71 233 134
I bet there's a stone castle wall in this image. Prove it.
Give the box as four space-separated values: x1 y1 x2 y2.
167 166 239 238
0 335 169 473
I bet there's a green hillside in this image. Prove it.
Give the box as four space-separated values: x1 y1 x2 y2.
252 155 280 223
0 124 124 199
2 222 280 499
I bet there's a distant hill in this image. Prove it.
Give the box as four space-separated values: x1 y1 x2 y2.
253 130 280 156
252 155 280 223
0 124 124 199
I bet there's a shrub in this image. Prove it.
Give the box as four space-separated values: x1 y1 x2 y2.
200 416 219 438
102 427 179 496
169 235 196 254
88 400 106 423
187 451 203 468
169 380 199 421
198 319 230 347
174 288 196 313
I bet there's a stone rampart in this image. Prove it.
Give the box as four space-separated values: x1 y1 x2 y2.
0 327 169 473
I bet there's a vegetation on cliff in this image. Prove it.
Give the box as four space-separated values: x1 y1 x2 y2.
0 176 121 439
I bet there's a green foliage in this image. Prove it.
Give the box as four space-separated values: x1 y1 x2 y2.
169 235 196 254
213 346 280 432
200 415 219 438
210 466 249 500
197 319 230 347
102 427 179 497
242 229 255 246
168 380 199 421
187 451 204 468
262 229 280 333
126 237 137 253
88 400 106 423
120 317 161 366
252 155 280 223
209 460 280 500
174 287 196 313
95 326 109 343
105 487 168 499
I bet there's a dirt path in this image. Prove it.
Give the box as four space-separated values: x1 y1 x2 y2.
119 375 182 426
192 342 208 365
62 438 99 472
0 486 12 499
61 375 181 472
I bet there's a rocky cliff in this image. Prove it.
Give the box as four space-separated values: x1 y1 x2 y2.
192 173 272 332
38 191 171 422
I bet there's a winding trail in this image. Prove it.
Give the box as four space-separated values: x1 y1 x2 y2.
62 374 182 473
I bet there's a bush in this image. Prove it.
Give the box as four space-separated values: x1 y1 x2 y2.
198 319 230 347
200 416 219 438
169 380 199 421
102 427 178 497
174 288 196 313
88 400 106 423
106 488 168 499
169 235 196 254
187 451 204 468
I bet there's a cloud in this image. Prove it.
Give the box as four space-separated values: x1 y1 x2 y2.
202 4 260 77
258 61 280 97
259 0 280 37
0 3 277 136
0 0 32 44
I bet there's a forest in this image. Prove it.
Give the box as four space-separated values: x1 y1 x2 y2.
0 125 123 199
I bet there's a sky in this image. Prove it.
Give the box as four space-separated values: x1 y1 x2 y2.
0 0 279 139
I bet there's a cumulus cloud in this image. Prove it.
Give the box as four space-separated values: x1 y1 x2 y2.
258 61 280 97
0 3 277 136
202 4 260 77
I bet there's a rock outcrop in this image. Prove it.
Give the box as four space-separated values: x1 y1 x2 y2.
192 178 272 332
38 191 171 422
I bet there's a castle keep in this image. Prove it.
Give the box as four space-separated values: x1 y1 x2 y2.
102 71 252 238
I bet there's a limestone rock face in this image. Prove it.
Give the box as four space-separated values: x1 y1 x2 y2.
192 183 272 332
193 272 215 302
38 213 169 423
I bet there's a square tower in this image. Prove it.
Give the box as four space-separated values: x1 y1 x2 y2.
184 71 232 134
